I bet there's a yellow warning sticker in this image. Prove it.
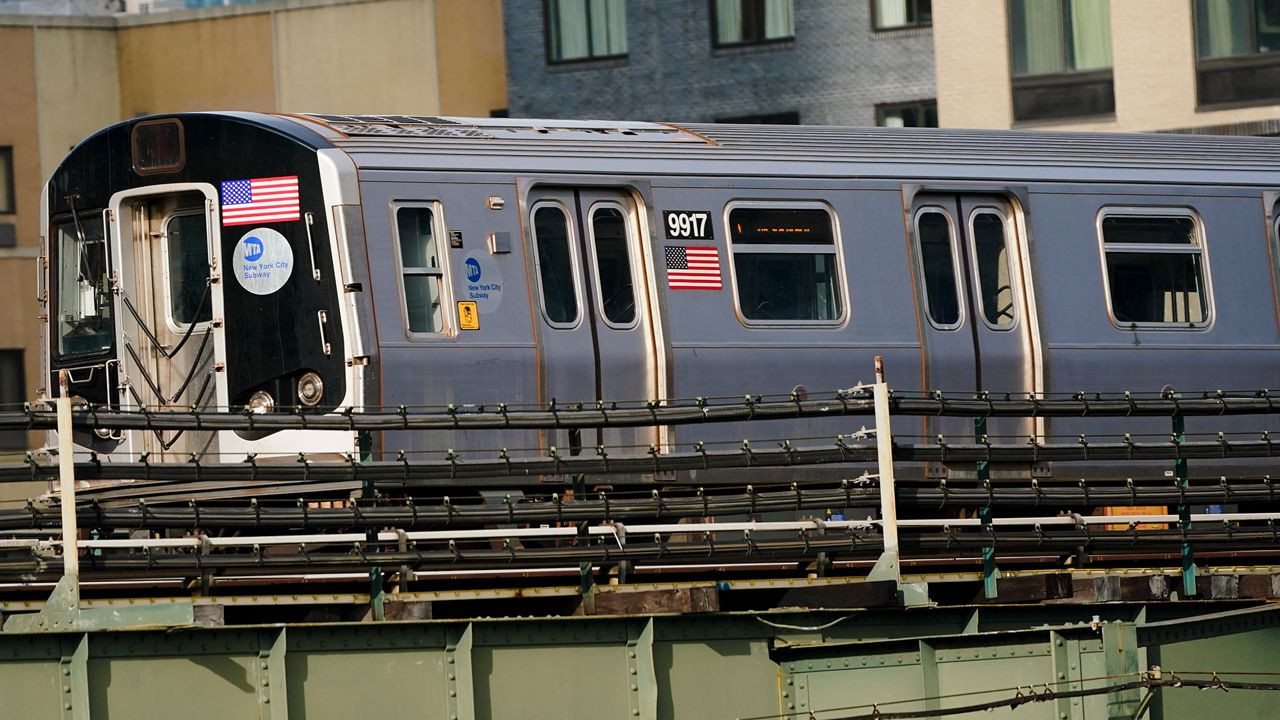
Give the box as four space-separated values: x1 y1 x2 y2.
457 301 479 330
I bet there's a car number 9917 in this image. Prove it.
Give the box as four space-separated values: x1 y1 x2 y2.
663 211 712 240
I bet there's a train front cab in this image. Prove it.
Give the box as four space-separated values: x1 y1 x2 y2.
41 114 363 464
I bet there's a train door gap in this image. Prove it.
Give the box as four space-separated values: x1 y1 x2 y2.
569 189 605 451
912 193 1035 447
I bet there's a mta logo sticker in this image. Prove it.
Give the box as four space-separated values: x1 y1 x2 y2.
465 257 482 283
233 227 293 295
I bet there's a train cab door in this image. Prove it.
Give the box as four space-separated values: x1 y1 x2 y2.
111 186 222 460
912 194 1036 444
526 187 663 456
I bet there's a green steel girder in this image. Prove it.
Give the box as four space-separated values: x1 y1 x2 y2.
0 604 1277 719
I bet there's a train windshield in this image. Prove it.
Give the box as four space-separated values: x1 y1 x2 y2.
55 214 115 357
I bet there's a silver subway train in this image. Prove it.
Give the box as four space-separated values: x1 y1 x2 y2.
38 113 1280 480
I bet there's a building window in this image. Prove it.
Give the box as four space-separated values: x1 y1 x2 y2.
876 100 938 127
0 350 23 450
727 205 844 324
714 111 801 124
873 0 931 30
0 147 13 214
532 202 581 327
546 0 627 63
712 0 795 47
394 205 449 335
1194 0 1280 107
1008 0 1114 122
1099 211 1210 328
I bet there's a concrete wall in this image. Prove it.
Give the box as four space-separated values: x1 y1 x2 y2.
436 0 507 117
504 0 935 125
935 0 1280 132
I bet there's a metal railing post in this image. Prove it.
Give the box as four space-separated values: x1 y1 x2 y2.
57 370 80 581
873 358 899 564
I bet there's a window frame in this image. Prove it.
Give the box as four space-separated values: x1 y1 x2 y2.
709 0 797 49
0 146 13 214
1191 0 1280 109
586 200 641 331
130 118 186 176
871 0 932 32
723 199 849 329
391 201 454 339
51 209 116 363
875 99 939 127
159 208 213 335
913 205 966 331
543 0 629 65
0 349 25 451
1096 206 1213 331
1006 0 1116 123
965 206 1020 332
529 199 585 330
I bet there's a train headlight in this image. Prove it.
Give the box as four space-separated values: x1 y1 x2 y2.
297 372 324 407
247 390 275 414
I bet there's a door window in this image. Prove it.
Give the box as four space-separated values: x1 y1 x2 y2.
590 204 638 327
532 203 581 327
916 208 962 328
164 211 211 326
970 210 1016 328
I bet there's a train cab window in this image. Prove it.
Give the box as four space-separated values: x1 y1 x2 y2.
590 204 637 327
916 209 961 327
727 205 844 324
394 206 448 335
970 210 1016 328
55 214 114 358
532 203 580 327
1100 211 1210 327
164 211 211 327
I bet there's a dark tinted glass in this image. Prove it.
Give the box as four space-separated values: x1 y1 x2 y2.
534 205 578 325
729 208 835 245
1107 253 1207 324
918 210 960 326
166 213 211 325
972 212 1014 326
132 120 184 173
0 350 23 450
1102 216 1196 244
735 253 840 321
591 206 636 325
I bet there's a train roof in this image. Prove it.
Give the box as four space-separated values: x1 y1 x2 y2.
226 112 1280 185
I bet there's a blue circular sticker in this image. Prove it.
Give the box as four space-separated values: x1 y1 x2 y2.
233 228 294 295
465 257 482 283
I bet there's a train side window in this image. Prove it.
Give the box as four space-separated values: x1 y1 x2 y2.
394 206 448 335
589 203 637 327
915 208 962 328
726 204 845 324
531 203 580 327
1099 211 1210 328
970 210 1016 328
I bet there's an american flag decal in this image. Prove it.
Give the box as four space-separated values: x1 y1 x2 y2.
665 245 722 290
220 176 300 226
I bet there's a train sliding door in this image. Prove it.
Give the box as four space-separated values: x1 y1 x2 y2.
111 186 223 460
912 194 1036 443
526 187 662 456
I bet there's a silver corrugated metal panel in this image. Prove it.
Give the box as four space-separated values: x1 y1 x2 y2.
284 114 1280 182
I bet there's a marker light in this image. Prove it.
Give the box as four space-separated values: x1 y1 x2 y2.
297 372 324 407
247 390 275 414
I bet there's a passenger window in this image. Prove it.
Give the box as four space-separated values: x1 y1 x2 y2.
394 206 447 334
532 203 579 326
590 204 637 326
916 209 961 327
728 206 843 323
970 210 1015 327
164 211 211 327
1101 212 1209 327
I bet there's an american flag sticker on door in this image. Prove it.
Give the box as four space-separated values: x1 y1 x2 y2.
664 245 722 290
220 176 300 226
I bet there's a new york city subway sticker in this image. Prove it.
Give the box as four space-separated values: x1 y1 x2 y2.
457 301 480 330
233 227 293 295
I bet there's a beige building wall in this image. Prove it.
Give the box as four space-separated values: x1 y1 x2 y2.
275 0 439 114
34 27 121 181
936 0 1280 131
117 14 275 117
435 0 507 117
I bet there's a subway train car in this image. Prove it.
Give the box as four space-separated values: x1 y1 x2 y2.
37 113 1280 481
